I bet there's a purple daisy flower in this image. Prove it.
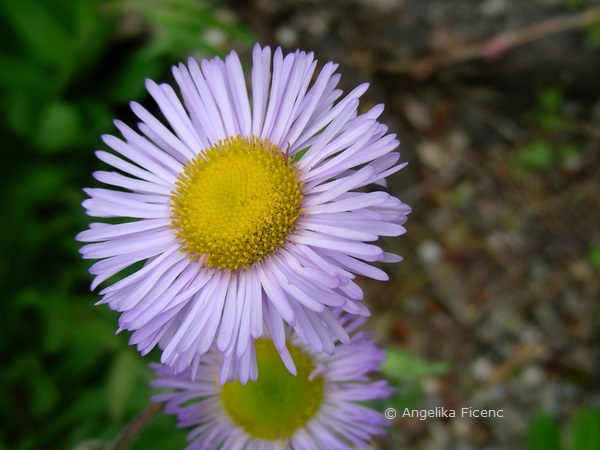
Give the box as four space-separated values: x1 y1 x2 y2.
77 44 410 382
151 313 393 449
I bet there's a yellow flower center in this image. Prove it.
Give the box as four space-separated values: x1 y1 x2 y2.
220 339 324 440
170 136 303 270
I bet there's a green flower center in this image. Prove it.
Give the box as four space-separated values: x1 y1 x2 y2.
220 339 324 440
170 135 303 271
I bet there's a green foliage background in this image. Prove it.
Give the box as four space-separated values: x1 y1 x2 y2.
0 1 252 448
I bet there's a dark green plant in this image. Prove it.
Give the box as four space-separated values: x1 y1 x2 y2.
0 0 252 448
526 408 600 450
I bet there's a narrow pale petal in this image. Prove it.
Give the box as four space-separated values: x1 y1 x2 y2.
77 44 409 383
149 311 391 449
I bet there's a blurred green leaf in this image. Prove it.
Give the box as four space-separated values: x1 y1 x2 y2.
104 51 165 103
33 101 85 152
113 0 254 59
520 140 553 170
565 0 584 8
530 87 564 130
584 22 600 48
4 354 61 418
107 350 147 421
526 411 562 450
379 348 449 419
382 347 449 381
0 54 56 94
78 99 115 140
385 378 425 412
71 1 116 62
0 0 75 71
588 247 600 273
569 408 600 450
538 88 563 112
11 163 67 203
129 412 187 450
4 91 39 136
538 114 563 130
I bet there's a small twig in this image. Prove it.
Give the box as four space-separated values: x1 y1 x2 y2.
560 120 600 138
110 403 163 450
383 6 600 79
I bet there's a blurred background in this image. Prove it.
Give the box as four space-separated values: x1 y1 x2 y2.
1 0 598 449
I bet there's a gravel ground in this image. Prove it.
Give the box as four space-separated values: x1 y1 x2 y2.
230 1 600 448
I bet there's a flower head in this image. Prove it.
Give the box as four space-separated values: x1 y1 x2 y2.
77 44 410 382
151 314 393 449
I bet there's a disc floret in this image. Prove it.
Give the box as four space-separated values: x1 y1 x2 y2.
170 136 303 270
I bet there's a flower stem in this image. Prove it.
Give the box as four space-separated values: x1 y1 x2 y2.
110 403 163 450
